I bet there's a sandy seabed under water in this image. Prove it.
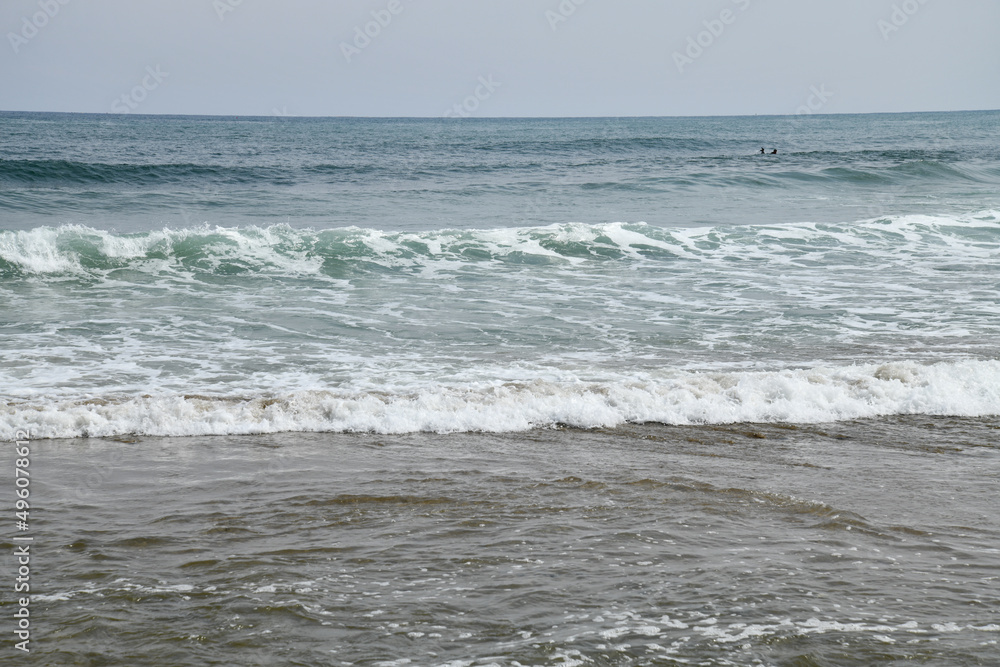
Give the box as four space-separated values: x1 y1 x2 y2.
7 416 1000 666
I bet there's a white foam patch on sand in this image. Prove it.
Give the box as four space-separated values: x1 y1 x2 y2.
3 359 998 440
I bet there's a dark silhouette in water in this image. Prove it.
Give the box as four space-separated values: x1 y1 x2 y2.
771 149 778 155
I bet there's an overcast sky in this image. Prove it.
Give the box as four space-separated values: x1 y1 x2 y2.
2 0 998 117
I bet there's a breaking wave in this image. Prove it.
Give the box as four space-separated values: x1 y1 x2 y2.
2 211 998 280
3 360 998 439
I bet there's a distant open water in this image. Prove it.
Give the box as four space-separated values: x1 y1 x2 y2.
1 111 999 665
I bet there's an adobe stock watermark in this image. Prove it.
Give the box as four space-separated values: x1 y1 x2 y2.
511 119 627 226
213 0 244 22
71 445 126 503
340 0 405 63
271 106 295 124
673 0 751 74
795 84 834 115
12 429 32 653
767 84 836 154
266 106 296 137
444 75 502 118
545 0 587 32
7 0 71 55
110 65 169 114
877 0 930 40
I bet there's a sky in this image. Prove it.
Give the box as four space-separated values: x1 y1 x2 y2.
1 0 998 117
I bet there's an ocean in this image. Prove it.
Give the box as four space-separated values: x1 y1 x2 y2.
1 110 999 665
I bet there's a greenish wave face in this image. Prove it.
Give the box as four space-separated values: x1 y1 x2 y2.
2 213 998 280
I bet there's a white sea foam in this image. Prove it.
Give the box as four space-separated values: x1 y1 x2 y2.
2 359 997 440
3 213 998 440
1 211 997 279
0 225 79 274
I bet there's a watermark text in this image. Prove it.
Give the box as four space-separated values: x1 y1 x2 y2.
340 0 404 63
12 430 32 653
878 0 931 40
7 0 71 55
110 65 169 114
546 0 587 32
673 0 751 74
444 75 502 117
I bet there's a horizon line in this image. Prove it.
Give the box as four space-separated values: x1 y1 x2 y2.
1 108 997 121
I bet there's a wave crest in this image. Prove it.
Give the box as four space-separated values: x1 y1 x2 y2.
2 212 998 280
3 360 998 440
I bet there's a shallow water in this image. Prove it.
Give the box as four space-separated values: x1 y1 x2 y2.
16 417 1000 665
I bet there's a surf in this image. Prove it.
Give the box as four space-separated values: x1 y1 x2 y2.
4 359 999 439
2 211 998 280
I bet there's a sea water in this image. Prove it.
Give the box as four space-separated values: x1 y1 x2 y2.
1 111 999 665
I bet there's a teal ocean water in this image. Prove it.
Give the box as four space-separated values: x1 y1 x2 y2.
2 111 1000 438
1 111 999 665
